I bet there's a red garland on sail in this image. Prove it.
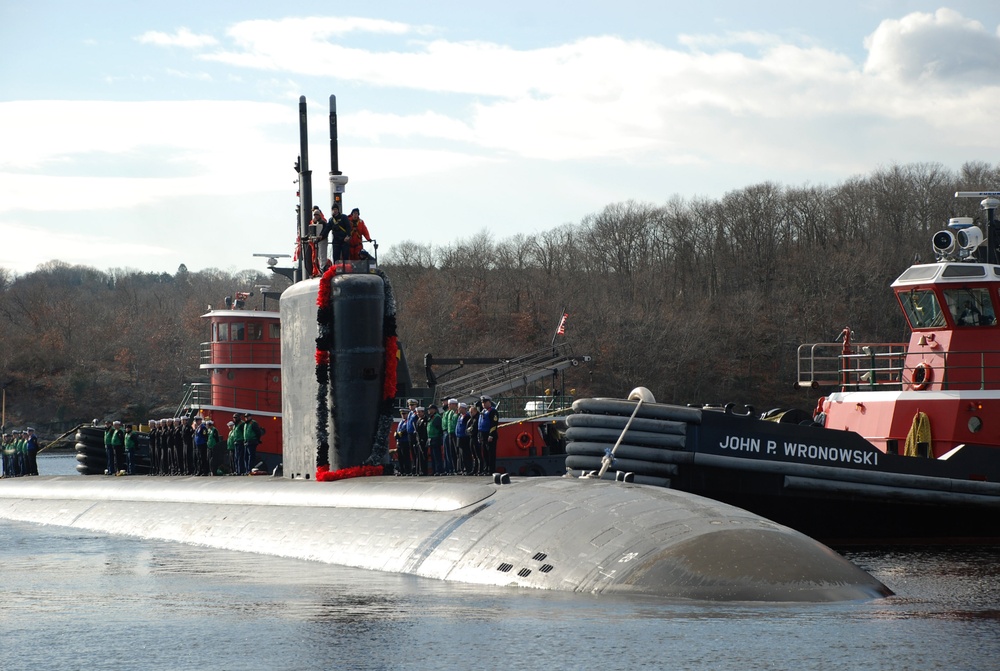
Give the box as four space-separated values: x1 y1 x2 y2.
314 264 338 469
317 264 336 305
315 265 336 365
383 335 398 400
315 463 385 481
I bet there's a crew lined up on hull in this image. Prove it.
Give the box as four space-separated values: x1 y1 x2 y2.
1 427 38 477
96 413 266 477
395 395 499 475
147 413 264 476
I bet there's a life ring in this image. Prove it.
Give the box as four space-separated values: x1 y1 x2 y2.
516 431 533 450
912 362 932 391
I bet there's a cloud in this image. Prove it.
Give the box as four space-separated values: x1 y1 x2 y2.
165 69 213 81
8 8 1000 277
12 9 993 222
349 110 476 143
0 98 495 219
0 100 290 212
678 30 787 50
864 8 1000 84
136 27 219 49
0 220 172 273
197 21 876 163
228 15 428 40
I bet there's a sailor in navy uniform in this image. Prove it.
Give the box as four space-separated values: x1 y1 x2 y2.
478 396 499 474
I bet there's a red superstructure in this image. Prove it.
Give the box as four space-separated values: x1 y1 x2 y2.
185 299 283 468
799 193 1000 457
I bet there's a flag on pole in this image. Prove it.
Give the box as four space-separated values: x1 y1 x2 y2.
556 312 569 335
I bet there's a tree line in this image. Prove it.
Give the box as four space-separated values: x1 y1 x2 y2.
2 161 999 435
0 263 289 435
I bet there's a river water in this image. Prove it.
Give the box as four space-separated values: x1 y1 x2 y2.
1 455 998 671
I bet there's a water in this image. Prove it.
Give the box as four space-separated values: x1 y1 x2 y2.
2 455 999 671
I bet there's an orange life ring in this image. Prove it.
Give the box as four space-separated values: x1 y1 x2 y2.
912 362 932 391
516 431 533 450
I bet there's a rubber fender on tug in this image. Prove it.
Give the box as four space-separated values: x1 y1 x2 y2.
571 398 704 424
565 412 688 435
75 445 108 459
74 451 107 474
563 426 686 449
75 451 107 465
565 453 678 478
75 426 110 475
565 440 689 466
74 456 107 476
567 394 701 485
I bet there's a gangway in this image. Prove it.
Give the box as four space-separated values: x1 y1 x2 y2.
425 343 590 404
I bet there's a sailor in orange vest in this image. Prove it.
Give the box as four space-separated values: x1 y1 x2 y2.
348 207 373 260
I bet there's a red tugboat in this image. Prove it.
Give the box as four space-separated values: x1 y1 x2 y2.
814 195 1000 456
183 290 283 472
565 192 1000 544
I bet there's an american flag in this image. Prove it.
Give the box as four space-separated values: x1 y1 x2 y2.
556 313 569 335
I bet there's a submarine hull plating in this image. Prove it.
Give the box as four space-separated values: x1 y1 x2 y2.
0 475 889 602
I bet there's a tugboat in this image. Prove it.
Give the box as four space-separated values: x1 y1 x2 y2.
566 192 1000 544
184 291 283 472
74 289 284 476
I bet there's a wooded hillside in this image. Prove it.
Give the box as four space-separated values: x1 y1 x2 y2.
3 161 998 436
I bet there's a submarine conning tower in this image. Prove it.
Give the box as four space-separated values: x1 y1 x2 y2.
278 94 402 479
281 263 399 480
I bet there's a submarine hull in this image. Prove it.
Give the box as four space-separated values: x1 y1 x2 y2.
0 475 889 602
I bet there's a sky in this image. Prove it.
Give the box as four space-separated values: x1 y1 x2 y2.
3 1 1000 276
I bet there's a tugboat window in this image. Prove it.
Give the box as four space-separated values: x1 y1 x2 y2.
899 289 945 329
269 323 280 339
247 323 263 340
218 323 229 341
231 322 245 341
943 288 995 326
969 416 983 433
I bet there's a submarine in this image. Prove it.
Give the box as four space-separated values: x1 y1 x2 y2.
0 95 891 603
